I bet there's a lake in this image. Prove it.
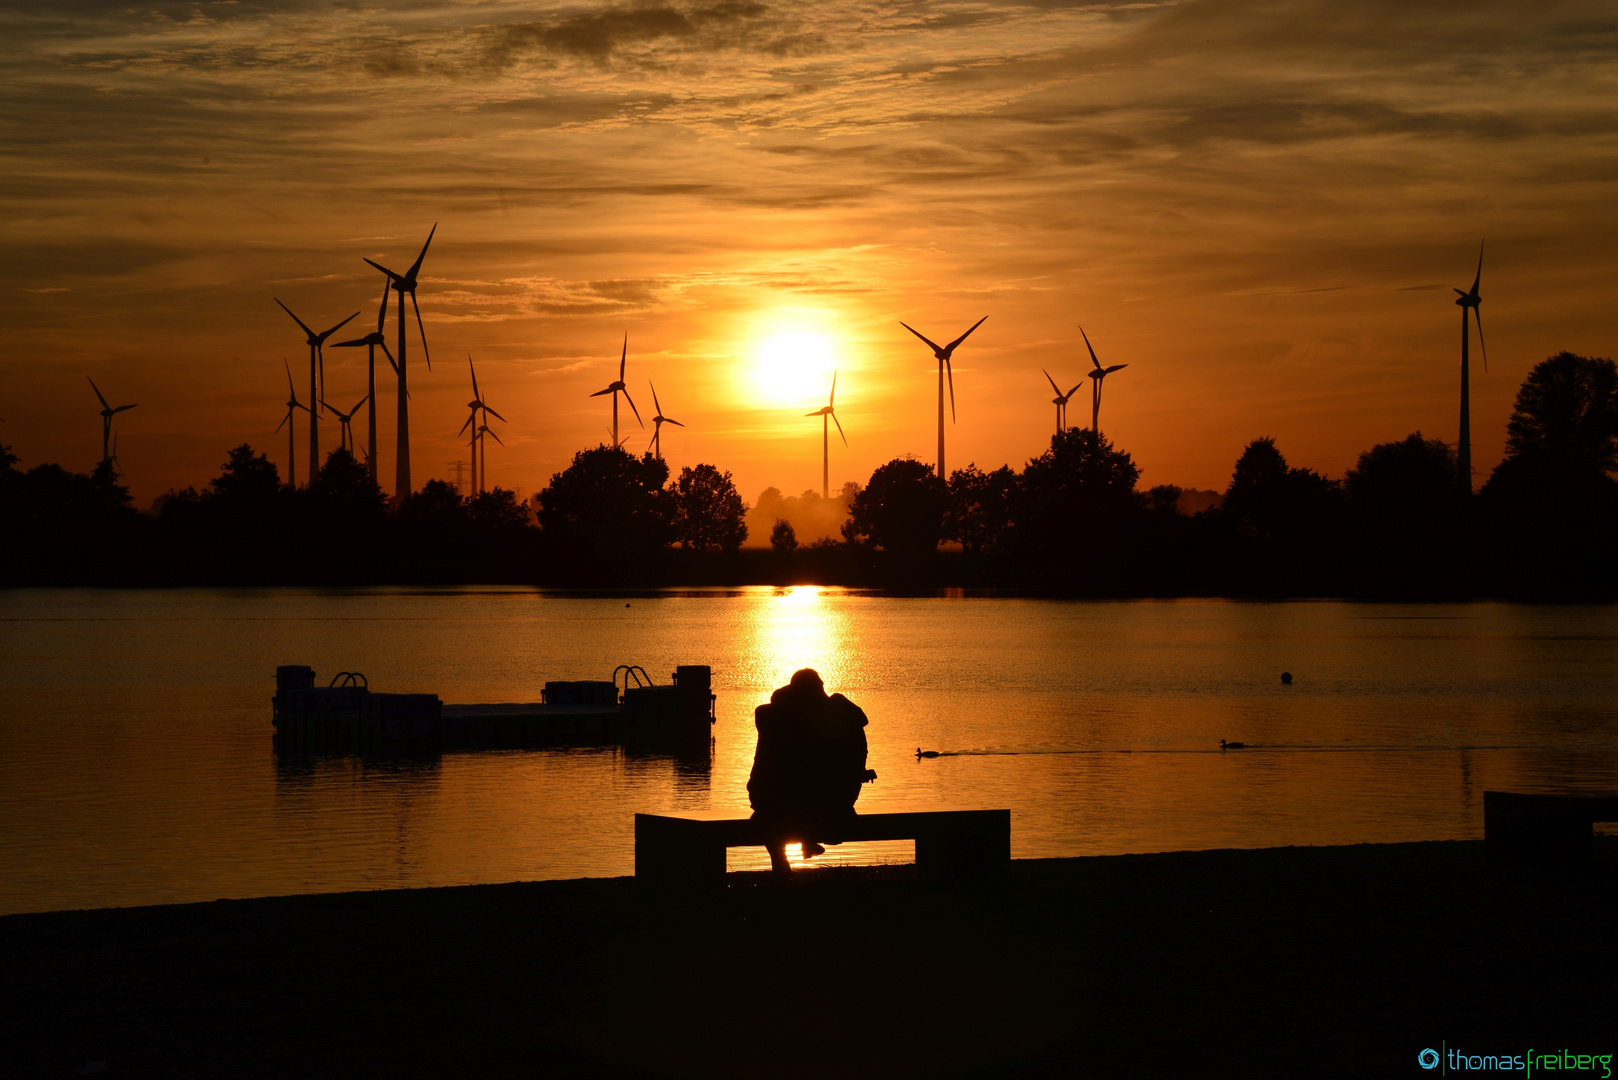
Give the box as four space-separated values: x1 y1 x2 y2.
1 588 1615 916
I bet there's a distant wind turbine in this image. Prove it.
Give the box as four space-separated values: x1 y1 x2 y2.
590 334 642 449
322 392 370 455
1080 326 1128 433
107 433 125 480
457 356 504 494
900 316 986 479
275 300 359 487
276 358 311 487
476 400 505 492
1453 241 1487 493
647 381 684 461
805 370 846 499
87 377 136 466
364 223 437 499
332 279 399 485
1043 370 1083 436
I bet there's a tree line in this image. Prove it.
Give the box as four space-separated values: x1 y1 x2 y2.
3 351 1614 598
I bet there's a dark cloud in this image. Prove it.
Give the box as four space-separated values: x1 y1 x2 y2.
479 1 776 71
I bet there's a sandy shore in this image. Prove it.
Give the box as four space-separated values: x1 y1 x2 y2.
2 841 1614 1079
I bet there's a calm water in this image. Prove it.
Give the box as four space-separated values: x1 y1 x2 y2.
1 588 1616 915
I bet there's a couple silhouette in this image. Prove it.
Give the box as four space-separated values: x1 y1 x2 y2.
748 668 877 875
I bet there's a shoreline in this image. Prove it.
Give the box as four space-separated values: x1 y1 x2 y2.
3 840 1613 1078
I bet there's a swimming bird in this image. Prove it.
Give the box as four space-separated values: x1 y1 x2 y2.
1220 740 1246 750
916 747 941 759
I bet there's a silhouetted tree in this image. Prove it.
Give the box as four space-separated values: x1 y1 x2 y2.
536 445 672 573
945 463 1018 557
1482 353 1618 599
208 444 282 505
1217 437 1343 594
1342 433 1465 597
770 518 799 553
672 464 748 553
844 458 947 558
468 487 530 533
1013 428 1142 589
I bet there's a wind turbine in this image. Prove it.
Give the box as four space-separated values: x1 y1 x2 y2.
476 399 505 492
805 370 847 499
647 381 684 461
1454 241 1487 494
457 355 504 493
1043 369 1083 436
332 279 399 485
590 334 642 449
899 315 986 479
275 300 359 487
87 377 136 465
105 434 125 480
276 359 310 487
1080 326 1128 433
363 223 437 499
322 392 370 455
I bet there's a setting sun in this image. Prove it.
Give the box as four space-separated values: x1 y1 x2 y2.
753 329 836 407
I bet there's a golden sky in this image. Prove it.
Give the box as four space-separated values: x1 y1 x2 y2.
3 0 1616 506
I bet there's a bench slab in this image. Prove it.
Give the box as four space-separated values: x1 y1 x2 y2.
635 808 1011 881
1484 790 1618 863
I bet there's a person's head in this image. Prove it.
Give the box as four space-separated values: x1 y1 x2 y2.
788 668 825 696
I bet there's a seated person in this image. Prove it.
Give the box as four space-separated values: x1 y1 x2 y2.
747 668 877 875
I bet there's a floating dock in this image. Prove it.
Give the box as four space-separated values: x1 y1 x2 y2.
272 664 715 751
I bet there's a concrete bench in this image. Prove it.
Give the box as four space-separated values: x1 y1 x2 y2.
635 808 1011 882
1484 790 1618 862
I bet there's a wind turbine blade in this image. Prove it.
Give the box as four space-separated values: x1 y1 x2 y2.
410 290 430 370
1454 288 1468 298
379 341 399 376
1066 382 1083 398
1474 308 1487 371
650 381 662 416
483 405 506 423
331 336 368 348
276 410 290 433
1044 369 1062 396
114 403 137 413
284 358 295 396
946 357 956 423
484 427 504 447
318 311 360 341
322 399 341 418
622 388 643 426
666 418 684 427
899 322 943 354
1472 239 1484 294
363 257 401 283
806 410 822 417
407 223 437 281
87 377 110 410
832 410 847 446
1079 326 1101 370
1106 364 1128 374
943 315 987 355
275 298 318 340
353 393 370 414
377 277 389 332
468 354 479 401
458 412 475 437
590 387 615 398
619 334 627 382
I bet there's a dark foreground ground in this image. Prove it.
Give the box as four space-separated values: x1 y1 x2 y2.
3 841 1614 1079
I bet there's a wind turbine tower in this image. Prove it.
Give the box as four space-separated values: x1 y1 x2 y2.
275 300 358 486
87 377 136 465
364 223 437 499
276 359 310 486
1453 242 1487 494
648 381 684 461
805 370 846 498
1080 327 1128 432
590 335 642 449
332 280 398 485
900 316 986 479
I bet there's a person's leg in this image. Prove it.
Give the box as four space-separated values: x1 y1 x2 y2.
766 838 792 875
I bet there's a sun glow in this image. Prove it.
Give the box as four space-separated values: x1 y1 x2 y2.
753 328 836 407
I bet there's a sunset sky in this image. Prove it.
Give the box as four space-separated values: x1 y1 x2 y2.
3 0 1616 508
